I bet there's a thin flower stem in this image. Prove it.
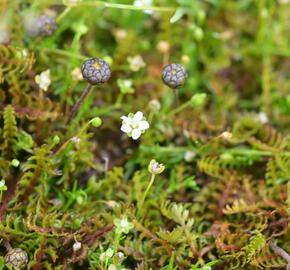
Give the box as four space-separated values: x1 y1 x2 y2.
114 233 121 253
63 0 175 12
115 93 124 106
4 241 12 252
67 84 93 124
56 6 71 22
140 145 290 157
41 48 87 60
139 174 156 211
168 97 193 116
173 88 179 107
268 240 290 264
137 174 156 218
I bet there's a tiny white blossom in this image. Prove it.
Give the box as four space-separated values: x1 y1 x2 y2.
148 160 165 175
258 112 268 124
157 40 170 54
220 131 232 140
127 55 146 72
73 241 82 252
114 29 127 40
148 99 161 113
121 111 149 140
114 217 134 234
71 136 81 149
35 69 51 91
71 67 83 81
184 151 196 162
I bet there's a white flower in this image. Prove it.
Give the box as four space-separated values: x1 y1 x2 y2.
121 111 149 140
184 151 196 162
114 217 134 234
156 40 170 54
258 112 268 124
148 99 161 113
35 69 51 91
114 29 127 40
134 0 153 14
73 241 82 252
220 131 232 140
127 55 146 72
148 159 165 175
71 67 83 81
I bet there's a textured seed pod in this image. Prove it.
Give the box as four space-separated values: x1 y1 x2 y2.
81 58 111 85
162 63 187 89
37 14 57 37
5 248 28 269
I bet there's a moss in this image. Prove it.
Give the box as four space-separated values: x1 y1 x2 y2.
0 1 289 269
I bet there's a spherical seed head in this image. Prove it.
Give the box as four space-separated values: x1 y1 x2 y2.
162 63 187 89
5 248 28 269
38 14 57 37
81 58 111 85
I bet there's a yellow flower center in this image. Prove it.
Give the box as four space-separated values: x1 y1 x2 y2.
92 62 101 69
171 69 177 75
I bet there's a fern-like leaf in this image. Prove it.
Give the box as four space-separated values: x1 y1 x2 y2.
2 104 17 156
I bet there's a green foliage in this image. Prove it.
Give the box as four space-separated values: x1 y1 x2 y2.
2 105 17 157
0 0 289 269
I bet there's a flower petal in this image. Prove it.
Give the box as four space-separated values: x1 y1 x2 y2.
132 129 141 140
139 120 149 130
121 124 131 133
120 116 131 125
133 111 143 121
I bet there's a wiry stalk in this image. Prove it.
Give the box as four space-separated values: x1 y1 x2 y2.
67 84 93 124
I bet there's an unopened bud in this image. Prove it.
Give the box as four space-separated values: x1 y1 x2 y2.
148 160 165 175
90 117 102 128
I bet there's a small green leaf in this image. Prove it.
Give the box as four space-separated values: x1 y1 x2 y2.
170 8 186 23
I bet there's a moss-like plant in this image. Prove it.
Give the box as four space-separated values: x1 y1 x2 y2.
0 0 289 269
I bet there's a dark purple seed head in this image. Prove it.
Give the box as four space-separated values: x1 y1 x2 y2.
81 58 111 85
162 63 187 89
37 14 57 37
5 248 28 269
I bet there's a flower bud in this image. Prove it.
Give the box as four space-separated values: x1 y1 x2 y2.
53 135 60 145
11 159 20 167
73 241 82 252
90 117 102 128
157 40 170 54
191 93 207 108
148 99 161 113
148 159 165 175
194 27 204 41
